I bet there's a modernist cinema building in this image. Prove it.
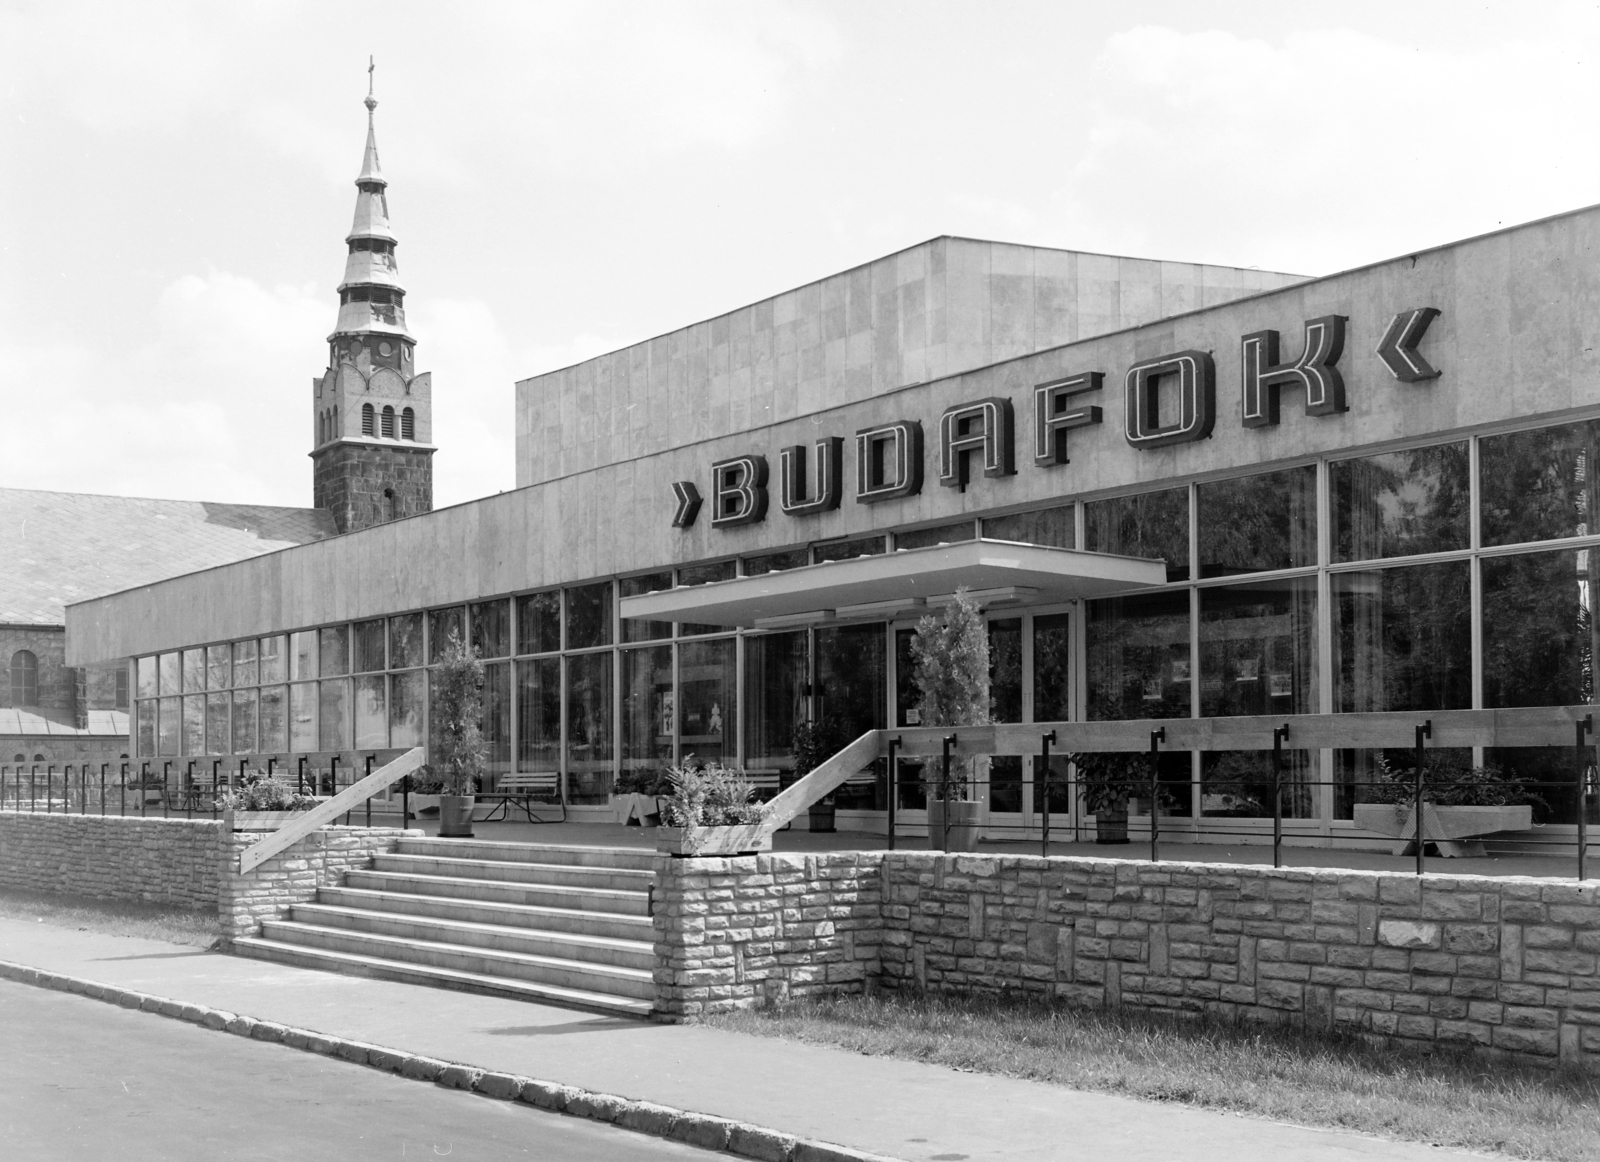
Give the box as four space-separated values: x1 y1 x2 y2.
63 114 1600 846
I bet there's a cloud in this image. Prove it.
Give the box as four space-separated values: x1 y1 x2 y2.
1056 20 1600 272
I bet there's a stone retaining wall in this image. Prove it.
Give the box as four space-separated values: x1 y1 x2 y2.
0 810 224 908
0 811 411 938
652 851 1600 1070
219 826 413 939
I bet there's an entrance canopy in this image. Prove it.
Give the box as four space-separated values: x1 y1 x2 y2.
619 539 1167 629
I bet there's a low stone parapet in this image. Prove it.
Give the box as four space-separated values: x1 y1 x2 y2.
0 810 225 909
651 850 1600 1070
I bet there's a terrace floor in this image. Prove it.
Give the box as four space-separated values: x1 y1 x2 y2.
373 814 1586 880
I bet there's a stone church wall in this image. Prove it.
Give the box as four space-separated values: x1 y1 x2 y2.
312 441 433 534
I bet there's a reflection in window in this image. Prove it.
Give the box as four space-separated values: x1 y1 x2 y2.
895 522 974 551
206 692 229 754
515 658 559 772
679 561 735 586
318 626 349 677
353 620 386 673
483 662 511 777
984 504 1074 549
289 631 317 681
989 755 1023 815
355 674 387 750
1331 561 1470 713
137 656 157 700
1330 442 1468 562
742 549 808 576
471 600 511 659
388 614 423 670
138 700 157 756
1086 590 1191 719
158 696 180 755
290 683 317 752
232 689 257 755
428 607 465 664
1482 548 1597 709
1199 578 1318 717
989 619 1022 723
813 536 885 564
1480 419 1600 546
1201 750 1314 818
389 671 424 749
259 686 287 753
679 638 737 766
744 631 806 771
159 653 181 696
182 695 205 756
895 628 921 728
565 652 612 802
182 649 205 693
620 573 673 644
516 592 560 654
207 645 231 690
622 645 674 773
318 679 350 750
1197 466 1316 577
566 584 612 650
1084 488 1189 581
1032 614 1072 723
816 623 887 810
259 636 286 684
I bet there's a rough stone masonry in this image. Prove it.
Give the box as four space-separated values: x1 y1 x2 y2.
652 851 1600 1070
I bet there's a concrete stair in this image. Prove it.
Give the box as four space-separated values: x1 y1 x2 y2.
232 838 658 1017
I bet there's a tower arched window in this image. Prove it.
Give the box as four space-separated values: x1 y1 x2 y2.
10 650 38 707
381 405 396 439
362 403 375 436
401 407 415 440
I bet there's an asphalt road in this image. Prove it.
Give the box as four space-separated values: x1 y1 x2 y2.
0 979 720 1161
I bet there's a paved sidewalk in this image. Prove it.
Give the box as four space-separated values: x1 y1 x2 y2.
0 916 1474 1162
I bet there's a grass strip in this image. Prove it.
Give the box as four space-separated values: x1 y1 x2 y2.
0 887 219 948
709 991 1600 1162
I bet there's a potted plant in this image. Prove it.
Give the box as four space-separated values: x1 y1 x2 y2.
1067 750 1153 844
1352 756 1541 856
433 630 488 838
401 767 444 818
792 719 841 832
218 771 321 830
909 588 989 853
657 756 770 856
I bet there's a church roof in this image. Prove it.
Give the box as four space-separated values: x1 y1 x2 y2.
0 488 336 626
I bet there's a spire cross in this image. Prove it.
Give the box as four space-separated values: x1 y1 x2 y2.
365 56 377 113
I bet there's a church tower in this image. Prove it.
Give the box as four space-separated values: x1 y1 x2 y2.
311 66 434 534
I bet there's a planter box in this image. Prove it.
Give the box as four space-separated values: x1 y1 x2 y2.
231 810 312 831
1353 803 1534 857
657 824 772 856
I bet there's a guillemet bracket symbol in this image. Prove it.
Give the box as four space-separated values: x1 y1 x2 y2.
1376 307 1442 382
670 481 703 528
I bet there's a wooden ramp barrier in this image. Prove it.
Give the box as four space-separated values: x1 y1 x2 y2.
237 747 426 874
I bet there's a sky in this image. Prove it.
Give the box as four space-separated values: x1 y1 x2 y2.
2 1 1598 511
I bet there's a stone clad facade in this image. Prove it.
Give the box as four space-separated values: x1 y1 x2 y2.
653 852 1600 1069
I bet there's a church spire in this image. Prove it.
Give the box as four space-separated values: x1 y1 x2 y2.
310 62 435 536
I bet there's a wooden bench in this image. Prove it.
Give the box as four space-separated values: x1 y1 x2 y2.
481 771 566 824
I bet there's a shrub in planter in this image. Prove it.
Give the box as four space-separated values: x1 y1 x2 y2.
1363 755 1543 808
1067 751 1153 844
218 771 320 829
433 631 488 838
909 588 990 852
657 757 769 855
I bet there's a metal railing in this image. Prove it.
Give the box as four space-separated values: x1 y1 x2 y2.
0 752 405 828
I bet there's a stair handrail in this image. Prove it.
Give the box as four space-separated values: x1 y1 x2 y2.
237 746 426 874
756 730 883 838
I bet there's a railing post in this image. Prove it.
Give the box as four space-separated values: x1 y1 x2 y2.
329 755 339 800
1414 720 1432 876
162 761 172 819
941 734 957 851
120 762 128 816
1272 724 1290 869
185 761 195 819
267 756 276 778
212 760 222 818
297 756 306 796
46 766 54 814
140 762 148 817
884 738 901 851
30 764 37 813
365 755 375 827
1039 730 1057 858
1578 714 1594 882
1149 728 1165 863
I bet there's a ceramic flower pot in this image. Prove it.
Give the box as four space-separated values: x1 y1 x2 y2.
439 794 476 838
926 799 981 852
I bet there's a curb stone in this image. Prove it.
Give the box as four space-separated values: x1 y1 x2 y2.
0 958 904 1162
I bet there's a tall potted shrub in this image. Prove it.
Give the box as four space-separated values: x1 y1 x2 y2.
1068 751 1151 844
792 719 840 832
434 630 487 839
910 588 989 852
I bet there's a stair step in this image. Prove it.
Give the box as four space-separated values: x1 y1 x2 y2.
290 904 654 969
343 870 650 916
396 838 656 873
371 853 653 892
258 920 656 1000
232 937 653 1018
316 886 654 942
